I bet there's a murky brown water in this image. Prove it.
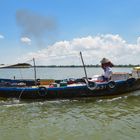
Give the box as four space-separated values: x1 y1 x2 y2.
0 91 140 140
0 67 140 140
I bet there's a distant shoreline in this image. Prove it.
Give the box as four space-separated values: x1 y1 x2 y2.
1 64 139 68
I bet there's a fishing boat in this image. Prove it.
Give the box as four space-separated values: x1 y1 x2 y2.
0 77 140 100
0 54 140 100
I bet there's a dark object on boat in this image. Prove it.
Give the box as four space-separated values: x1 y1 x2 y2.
0 78 139 100
0 78 36 86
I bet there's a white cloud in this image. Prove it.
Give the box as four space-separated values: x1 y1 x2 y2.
0 34 4 39
19 34 140 65
20 37 31 45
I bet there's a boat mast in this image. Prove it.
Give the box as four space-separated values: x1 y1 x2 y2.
33 58 37 86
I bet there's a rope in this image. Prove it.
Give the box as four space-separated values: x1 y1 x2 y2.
18 88 26 100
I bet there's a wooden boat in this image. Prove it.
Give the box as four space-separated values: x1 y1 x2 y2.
0 77 139 100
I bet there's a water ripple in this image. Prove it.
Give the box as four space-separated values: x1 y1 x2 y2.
0 91 140 140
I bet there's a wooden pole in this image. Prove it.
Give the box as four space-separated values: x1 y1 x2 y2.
79 52 88 80
33 58 37 86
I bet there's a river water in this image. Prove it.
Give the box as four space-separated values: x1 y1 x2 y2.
0 67 140 140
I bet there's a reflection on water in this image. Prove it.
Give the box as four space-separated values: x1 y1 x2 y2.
0 91 140 140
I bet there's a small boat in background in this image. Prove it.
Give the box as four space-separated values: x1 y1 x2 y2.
0 63 32 68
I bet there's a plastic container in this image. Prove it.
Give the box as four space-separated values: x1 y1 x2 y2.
60 82 67 87
111 72 129 81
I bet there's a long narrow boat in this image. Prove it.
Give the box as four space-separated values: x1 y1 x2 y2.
0 77 139 100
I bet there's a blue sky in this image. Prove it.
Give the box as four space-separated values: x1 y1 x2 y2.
0 0 140 64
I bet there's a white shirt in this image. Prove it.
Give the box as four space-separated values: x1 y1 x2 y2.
103 67 112 79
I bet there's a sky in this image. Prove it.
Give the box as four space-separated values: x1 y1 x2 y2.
0 0 140 65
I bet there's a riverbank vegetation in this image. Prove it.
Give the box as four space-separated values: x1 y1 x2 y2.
36 64 140 68
0 63 140 68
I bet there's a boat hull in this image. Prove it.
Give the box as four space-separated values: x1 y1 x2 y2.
0 78 140 100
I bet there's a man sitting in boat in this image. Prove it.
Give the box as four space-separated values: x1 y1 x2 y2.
100 57 114 82
88 58 114 83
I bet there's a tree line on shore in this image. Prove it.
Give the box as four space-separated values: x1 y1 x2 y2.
36 64 140 68
1 63 140 68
